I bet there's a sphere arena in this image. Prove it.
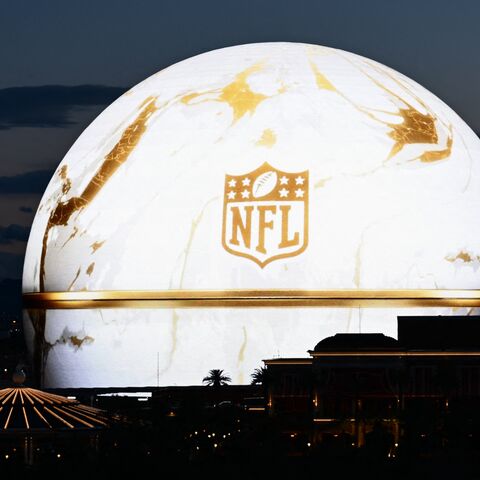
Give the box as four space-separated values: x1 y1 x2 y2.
22 42 480 387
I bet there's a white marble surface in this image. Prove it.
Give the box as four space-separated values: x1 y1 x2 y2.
21 42 480 387
23 305 477 388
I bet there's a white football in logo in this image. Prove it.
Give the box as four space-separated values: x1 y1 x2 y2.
252 171 278 198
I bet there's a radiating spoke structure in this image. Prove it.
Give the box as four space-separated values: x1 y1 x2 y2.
0 387 110 431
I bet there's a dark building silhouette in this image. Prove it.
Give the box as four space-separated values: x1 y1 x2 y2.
4 314 480 475
264 316 480 455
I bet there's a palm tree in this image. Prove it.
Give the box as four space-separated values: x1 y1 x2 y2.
202 369 231 387
251 366 268 385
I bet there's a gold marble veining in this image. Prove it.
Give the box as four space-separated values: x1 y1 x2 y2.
238 326 247 363
86 262 95 276
354 234 365 289
218 63 267 121
456 129 474 192
67 267 81 291
181 63 271 123
59 166 72 194
366 61 454 162
160 310 179 376
345 309 354 333
162 197 219 374
90 240 105 253
61 226 78 248
309 60 336 91
354 252 361 289
180 92 201 104
62 179 72 195
48 331 94 349
419 130 453 163
446 251 480 263
39 97 158 290
256 128 276 147
314 177 331 189
452 307 480 316
237 326 248 385
178 197 218 287
69 335 94 348
58 165 68 180
386 104 438 159
329 53 453 163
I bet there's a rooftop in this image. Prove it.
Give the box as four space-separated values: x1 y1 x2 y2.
312 333 399 352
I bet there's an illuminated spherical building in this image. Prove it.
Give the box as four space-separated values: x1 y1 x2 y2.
22 42 480 388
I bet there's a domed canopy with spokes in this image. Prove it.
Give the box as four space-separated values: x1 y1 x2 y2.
0 387 109 431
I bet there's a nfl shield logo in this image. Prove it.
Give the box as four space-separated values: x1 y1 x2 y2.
222 162 309 268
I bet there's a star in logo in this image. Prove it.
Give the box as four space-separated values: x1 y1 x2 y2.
241 189 250 199
295 188 304 198
242 178 251 187
279 175 289 185
279 188 289 198
295 176 305 185
228 179 237 188
227 191 236 200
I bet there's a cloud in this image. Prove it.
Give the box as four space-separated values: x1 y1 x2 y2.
0 170 53 194
0 85 127 130
19 206 33 213
0 224 30 244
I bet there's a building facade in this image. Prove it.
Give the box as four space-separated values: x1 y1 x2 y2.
264 316 480 454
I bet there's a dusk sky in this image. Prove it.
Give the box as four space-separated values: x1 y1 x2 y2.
1 0 479 281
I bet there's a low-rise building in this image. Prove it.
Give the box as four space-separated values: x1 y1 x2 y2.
264 316 480 454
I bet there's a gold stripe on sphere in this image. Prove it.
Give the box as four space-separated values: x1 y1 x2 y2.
22 289 480 309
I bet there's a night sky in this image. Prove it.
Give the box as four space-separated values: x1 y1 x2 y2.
1 0 479 282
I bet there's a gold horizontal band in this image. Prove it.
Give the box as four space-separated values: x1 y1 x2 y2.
22 289 480 309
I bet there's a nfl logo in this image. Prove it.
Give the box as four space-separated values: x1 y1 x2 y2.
222 162 309 268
